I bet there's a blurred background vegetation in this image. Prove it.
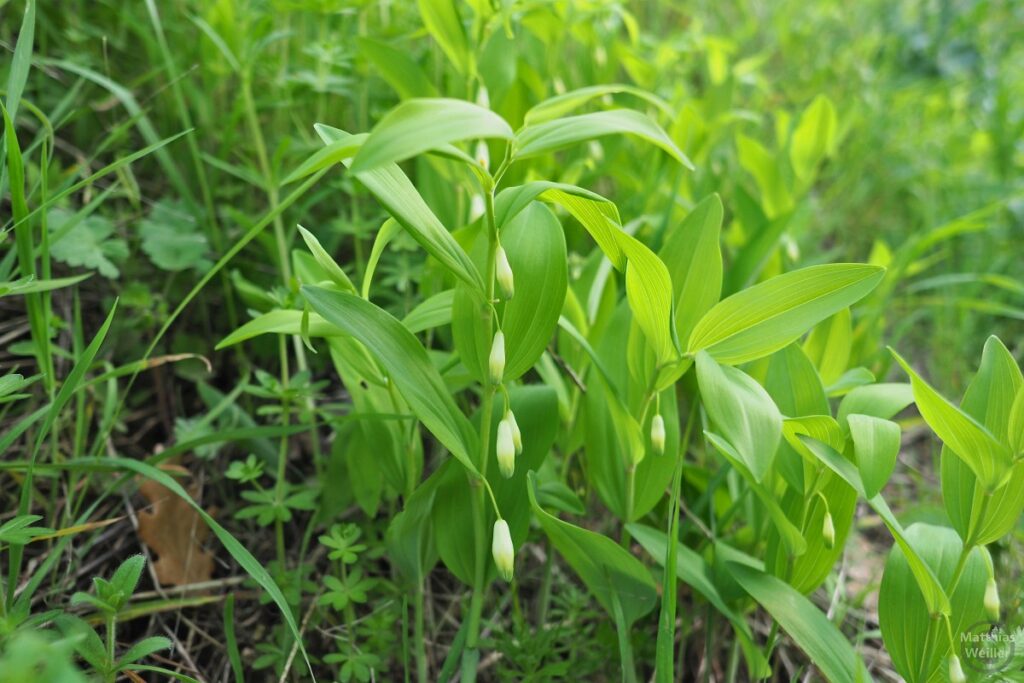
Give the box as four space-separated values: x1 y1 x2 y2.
2 0 1022 679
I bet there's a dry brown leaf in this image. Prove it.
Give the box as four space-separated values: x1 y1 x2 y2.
137 476 215 586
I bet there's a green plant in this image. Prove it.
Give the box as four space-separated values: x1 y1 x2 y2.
4 0 1024 680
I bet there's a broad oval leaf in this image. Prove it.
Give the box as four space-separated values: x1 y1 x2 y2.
688 264 885 365
523 84 673 125
696 351 782 482
659 193 723 344
501 202 569 379
892 347 1012 491
939 335 1024 545
848 414 901 499
879 524 988 683
789 94 838 181
350 98 512 173
514 109 694 169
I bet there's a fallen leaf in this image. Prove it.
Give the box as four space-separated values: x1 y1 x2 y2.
137 475 215 586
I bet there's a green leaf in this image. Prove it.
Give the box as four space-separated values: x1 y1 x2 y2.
48 209 128 279
0 273 91 298
705 432 806 556
891 347 1012 491
297 225 357 293
798 435 952 617
117 636 171 668
362 218 402 298
526 472 657 626
495 181 624 266
659 194 723 344
514 109 694 169
727 562 870 683
736 133 792 218
139 200 210 272
357 36 438 99
879 524 988 683
303 287 480 474
803 308 852 387
620 231 677 364
837 383 914 430
789 94 838 181
627 523 770 679
1009 384 1024 456
216 310 342 349
3 0 35 122
688 264 885 365
523 84 673 125
417 0 471 74
848 414 901 499
109 555 146 603
281 137 364 184
499 202 568 379
315 125 484 292
349 98 512 173
939 336 1024 545
696 351 781 482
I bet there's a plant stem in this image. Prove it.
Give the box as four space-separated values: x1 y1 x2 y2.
655 401 698 683
106 614 117 682
414 581 428 683
461 183 500 683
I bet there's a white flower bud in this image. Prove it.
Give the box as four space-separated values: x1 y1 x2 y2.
495 244 515 300
474 140 490 171
949 655 966 683
469 194 486 221
496 418 516 478
985 576 1001 621
822 511 835 549
651 414 666 455
488 331 505 385
507 410 522 454
476 85 490 110
492 519 514 582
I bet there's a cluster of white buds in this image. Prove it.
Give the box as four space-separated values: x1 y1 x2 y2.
489 331 505 385
949 655 966 683
650 414 666 455
496 244 515 300
985 576 1001 621
822 511 836 549
492 519 514 582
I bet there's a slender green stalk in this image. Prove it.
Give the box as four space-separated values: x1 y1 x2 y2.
461 182 501 683
414 581 428 683
655 401 698 683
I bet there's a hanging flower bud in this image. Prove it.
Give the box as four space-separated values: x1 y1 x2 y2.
476 85 490 110
496 244 515 300
507 410 522 454
822 511 836 549
985 576 1001 621
651 414 666 455
474 140 490 171
489 331 505 385
492 519 514 582
949 655 966 683
496 418 516 478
